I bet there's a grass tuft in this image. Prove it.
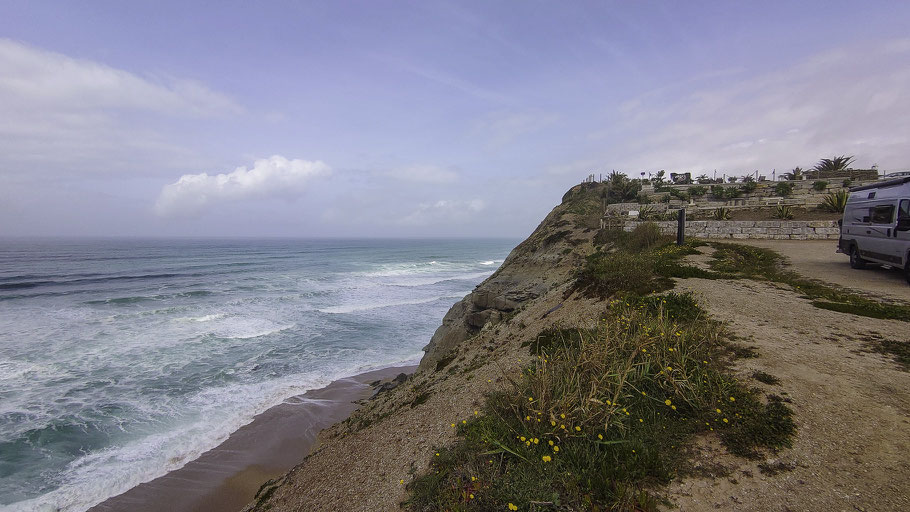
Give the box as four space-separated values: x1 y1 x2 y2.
751 371 781 385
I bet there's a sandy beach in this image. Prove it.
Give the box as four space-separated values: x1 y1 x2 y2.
89 364 416 512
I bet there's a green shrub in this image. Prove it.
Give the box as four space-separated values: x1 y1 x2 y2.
774 182 794 197
689 185 707 197
741 181 757 193
774 205 794 220
710 185 726 199
712 207 732 220
820 190 848 213
842 178 852 188
812 181 828 191
669 188 689 202
628 222 664 250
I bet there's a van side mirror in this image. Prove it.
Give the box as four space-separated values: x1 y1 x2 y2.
897 217 910 232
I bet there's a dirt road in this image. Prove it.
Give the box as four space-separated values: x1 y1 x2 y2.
662 242 910 511
738 239 910 302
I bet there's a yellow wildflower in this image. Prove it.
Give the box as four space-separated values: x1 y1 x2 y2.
548 440 554 446
598 434 603 440
520 436 526 442
575 426 581 431
729 397 735 402
553 446 559 452
399 479 404 484
664 399 672 406
723 418 729 423
560 413 566 419
471 476 476 482
542 455 552 462
508 504 518 511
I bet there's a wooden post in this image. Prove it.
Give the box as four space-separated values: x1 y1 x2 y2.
677 208 686 245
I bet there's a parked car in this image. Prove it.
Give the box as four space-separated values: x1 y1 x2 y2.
838 176 910 283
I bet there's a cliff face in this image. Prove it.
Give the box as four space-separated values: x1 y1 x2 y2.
245 181 612 512
419 182 606 370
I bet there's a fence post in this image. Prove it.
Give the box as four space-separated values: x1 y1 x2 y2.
677 209 686 245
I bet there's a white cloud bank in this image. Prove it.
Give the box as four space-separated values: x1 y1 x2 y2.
155 156 330 217
608 38 910 174
0 39 240 174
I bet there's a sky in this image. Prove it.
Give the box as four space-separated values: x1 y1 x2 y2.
1 1 909 238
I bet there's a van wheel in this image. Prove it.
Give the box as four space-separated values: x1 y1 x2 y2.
849 245 867 269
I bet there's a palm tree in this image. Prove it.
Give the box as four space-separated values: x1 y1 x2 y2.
781 167 804 181
813 155 855 174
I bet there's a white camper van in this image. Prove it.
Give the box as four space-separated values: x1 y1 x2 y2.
838 176 910 283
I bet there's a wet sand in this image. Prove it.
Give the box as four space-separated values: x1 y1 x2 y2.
90 365 416 512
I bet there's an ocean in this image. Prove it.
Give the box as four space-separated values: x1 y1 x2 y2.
0 238 515 512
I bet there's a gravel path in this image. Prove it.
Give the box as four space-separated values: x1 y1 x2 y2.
737 239 910 302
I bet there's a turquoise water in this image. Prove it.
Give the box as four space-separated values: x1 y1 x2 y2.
0 238 515 511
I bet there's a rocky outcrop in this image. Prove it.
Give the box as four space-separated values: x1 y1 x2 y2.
418 183 604 370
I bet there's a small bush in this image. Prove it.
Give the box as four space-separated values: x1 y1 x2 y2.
637 192 652 204
812 180 828 191
741 181 757 193
669 188 690 202
712 207 732 220
774 182 794 197
820 190 848 213
710 185 726 199
637 205 658 220
628 222 665 250
774 205 794 220
689 185 707 197
842 178 853 188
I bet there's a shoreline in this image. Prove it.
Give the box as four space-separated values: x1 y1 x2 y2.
90 364 417 512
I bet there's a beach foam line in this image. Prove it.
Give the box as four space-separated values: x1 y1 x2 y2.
386 271 494 287
317 292 470 314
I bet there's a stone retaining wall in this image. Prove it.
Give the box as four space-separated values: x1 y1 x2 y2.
621 220 840 240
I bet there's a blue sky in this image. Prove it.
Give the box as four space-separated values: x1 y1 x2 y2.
1 1 909 237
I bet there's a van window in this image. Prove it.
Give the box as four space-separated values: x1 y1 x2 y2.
870 204 895 224
900 199 910 218
846 206 869 224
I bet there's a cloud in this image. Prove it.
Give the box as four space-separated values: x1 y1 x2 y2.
154 156 330 217
0 39 240 175
606 38 910 174
399 198 486 226
386 164 458 184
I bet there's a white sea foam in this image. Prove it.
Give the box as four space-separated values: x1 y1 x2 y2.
386 271 494 287
3 373 331 512
317 292 470 314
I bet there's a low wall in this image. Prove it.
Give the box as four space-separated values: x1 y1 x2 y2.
621 220 840 240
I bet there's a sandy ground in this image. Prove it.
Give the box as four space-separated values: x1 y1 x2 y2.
659 246 910 511
737 239 910 302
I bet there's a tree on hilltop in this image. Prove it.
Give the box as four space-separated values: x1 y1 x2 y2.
813 155 855 173
782 167 804 181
